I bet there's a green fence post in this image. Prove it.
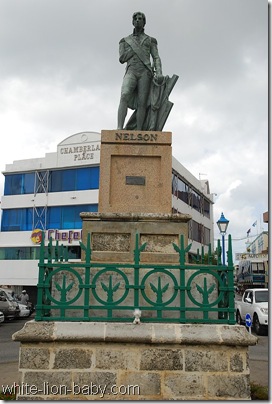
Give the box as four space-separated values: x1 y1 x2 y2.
227 234 235 324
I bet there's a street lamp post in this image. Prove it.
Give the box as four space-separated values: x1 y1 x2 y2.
216 212 229 266
216 212 230 320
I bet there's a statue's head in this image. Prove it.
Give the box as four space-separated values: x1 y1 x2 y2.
132 12 146 27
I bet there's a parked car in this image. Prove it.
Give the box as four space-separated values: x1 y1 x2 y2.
235 288 268 335
3 288 35 316
18 303 31 318
0 288 20 320
0 311 4 323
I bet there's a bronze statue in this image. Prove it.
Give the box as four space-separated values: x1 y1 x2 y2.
117 11 178 132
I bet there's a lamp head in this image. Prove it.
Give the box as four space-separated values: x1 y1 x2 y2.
217 212 229 234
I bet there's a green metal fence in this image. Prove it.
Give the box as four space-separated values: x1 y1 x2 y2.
35 233 235 324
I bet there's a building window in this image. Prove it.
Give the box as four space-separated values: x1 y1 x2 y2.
77 167 99 190
49 167 99 192
203 198 210 218
0 247 39 260
203 227 210 245
48 204 98 229
172 173 178 196
258 236 264 252
177 177 189 204
4 173 35 195
49 170 62 193
3 167 100 196
1 204 98 232
191 189 201 212
191 220 202 243
251 262 265 274
189 220 210 246
0 246 81 260
1 208 33 231
172 171 211 218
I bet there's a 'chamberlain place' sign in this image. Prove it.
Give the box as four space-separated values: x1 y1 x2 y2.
60 144 100 161
57 132 101 166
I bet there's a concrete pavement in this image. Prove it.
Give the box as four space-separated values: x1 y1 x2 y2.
1 362 19 387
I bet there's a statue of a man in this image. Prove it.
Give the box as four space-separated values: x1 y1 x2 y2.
117 11 164 130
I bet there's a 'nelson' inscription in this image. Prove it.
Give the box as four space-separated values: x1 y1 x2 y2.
115 132 158 142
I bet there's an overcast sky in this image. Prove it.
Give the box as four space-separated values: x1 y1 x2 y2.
0 0 268 262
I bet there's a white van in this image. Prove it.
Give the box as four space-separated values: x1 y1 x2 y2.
0 288 20 320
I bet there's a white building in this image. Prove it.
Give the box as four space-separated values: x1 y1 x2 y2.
0 131 214 299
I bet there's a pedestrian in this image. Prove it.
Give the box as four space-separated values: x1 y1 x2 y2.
19 290 29 305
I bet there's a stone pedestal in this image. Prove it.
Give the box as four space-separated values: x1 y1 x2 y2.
76 212 193 322
13 321 257 400
80 212 191 263
98 130 172 214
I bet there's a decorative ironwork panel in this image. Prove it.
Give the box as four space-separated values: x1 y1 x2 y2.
35 233 235 324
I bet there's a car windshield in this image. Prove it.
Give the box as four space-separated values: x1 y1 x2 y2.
255 290 268 303
6 292 15 301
